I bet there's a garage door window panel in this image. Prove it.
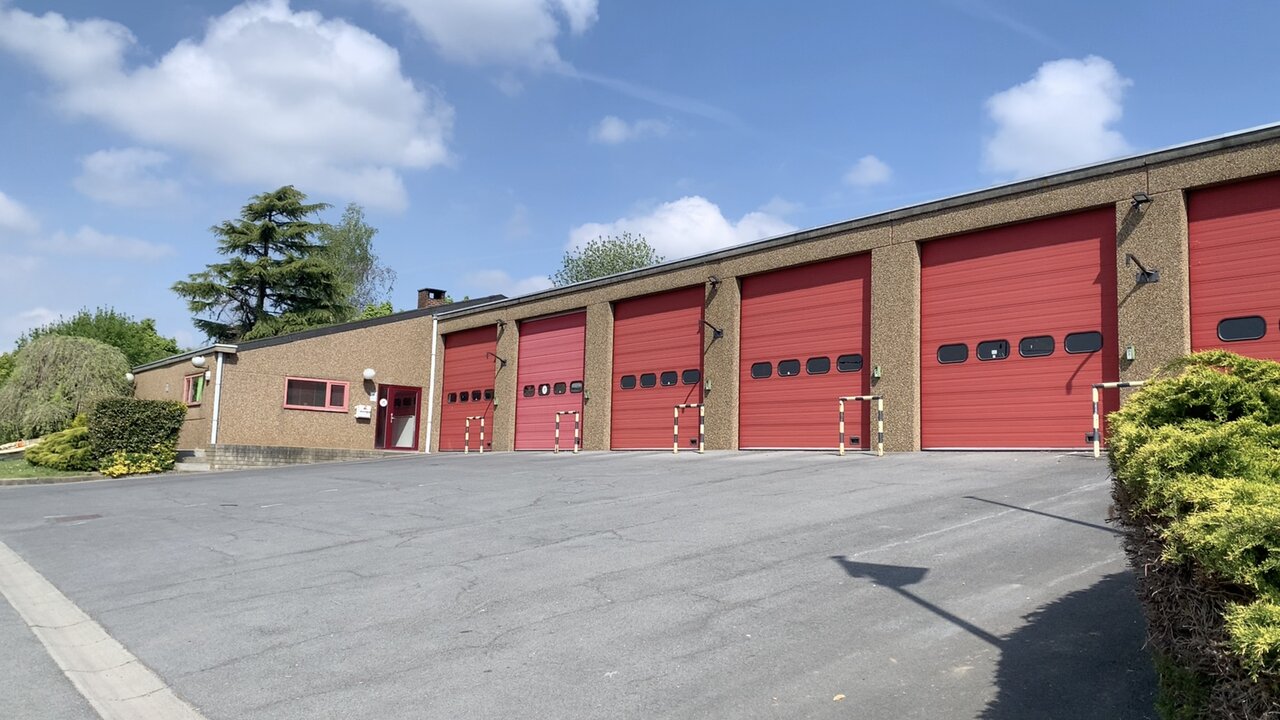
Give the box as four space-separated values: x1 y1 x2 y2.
937 344 968 364
750 362 772 379
777 359 801 377
639 373 657 388
620 375 637 389
836 354 863 373
977 340 1010 361
1019 336 1055 358
1064 331 1104 354
1217 316 1267 342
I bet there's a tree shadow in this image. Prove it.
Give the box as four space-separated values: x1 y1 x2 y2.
829 557 1156 719
979 571 1156 720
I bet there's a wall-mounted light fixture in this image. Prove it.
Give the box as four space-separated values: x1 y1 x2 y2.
1131 192 1153 208
1125 253 1160 284
125 372 135 384
707 275 721 288
363 368 377 381
486 351 508 369
191 355 207 369
496 319 508 330
702 319 724 340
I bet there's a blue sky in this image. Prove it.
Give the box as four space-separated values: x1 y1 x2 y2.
1 1 1278 350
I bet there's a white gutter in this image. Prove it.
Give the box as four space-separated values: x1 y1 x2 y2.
424 314 439 454
210 351 225 446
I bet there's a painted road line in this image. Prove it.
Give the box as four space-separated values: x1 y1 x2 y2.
0 541 206 720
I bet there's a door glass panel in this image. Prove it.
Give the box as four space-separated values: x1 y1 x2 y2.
1018 336 1054 357
620 375 636 389
750 362 772 379
1217 316 1266 342
639 373 657 388
1064 331 1104 354
937 344 968 364
837 354 863 372
777 359 801 377
976 339 1009 361
681 369 700 385
660 371 678 386
553 382 567 394
806 357 830 375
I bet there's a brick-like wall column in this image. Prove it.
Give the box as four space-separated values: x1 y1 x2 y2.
702 273 739 450
870 241 922 451
491 320 519 452
1114 191 1191 384
582 302 614 450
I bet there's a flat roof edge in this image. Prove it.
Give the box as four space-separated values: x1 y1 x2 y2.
437 121 1280 320
132 344 237 373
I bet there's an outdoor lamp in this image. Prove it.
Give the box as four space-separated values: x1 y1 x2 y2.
363 368 376 381
124 372 135 383
191 356 206 368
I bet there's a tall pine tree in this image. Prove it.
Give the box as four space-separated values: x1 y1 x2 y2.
173 186 353 342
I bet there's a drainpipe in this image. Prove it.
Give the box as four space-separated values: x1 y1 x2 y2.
424 314 439 454
210 351 225 446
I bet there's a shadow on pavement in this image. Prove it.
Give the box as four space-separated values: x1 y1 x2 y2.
979 571 1156 720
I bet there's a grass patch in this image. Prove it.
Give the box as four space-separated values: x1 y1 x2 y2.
0 453 95 480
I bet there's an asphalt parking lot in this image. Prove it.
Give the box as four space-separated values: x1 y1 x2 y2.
0 451 1155 720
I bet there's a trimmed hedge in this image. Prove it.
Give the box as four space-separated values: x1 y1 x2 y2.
88 398 186 458
1110 350 1280 718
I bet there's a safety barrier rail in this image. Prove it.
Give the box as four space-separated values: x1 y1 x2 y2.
673 403 705 454
464 415 486 454
554 410 581 454
838 395 884 457
1088 381 1144 458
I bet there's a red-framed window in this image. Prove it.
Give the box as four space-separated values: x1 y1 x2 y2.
283 377 348 412
183 373 206 406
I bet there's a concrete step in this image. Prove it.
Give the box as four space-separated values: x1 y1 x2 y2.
173 462 211 473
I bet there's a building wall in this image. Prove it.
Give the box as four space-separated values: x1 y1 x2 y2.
133 358 215 450
434 135 1280 453
215 316 435 451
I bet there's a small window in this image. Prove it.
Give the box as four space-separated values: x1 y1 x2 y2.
620 375 637 390
660 371 678 386
750 362 772 379
471 390 482 401
522 385 535 397
1019 336 1055 358
484 389 494 400
806 357 831 375
837 354 863 373
639 373 657 388
681 369 701 385
1065 331 1104 354
937 344 968 364
459 391 468 403
1218 316 1267 342
569 380 584 393
553 382 567 395
183 374 205 406
538 383 551 396
284 377 348 412
448 392 457 403
976 340 1010 361
777 359 801 377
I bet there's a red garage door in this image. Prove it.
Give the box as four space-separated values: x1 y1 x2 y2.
739 255 871 449
920 208 1118 448
1189 175 1280 361
611 287 705 449
515 312 586 450
440 326 497 452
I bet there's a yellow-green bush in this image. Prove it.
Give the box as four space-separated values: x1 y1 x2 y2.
1110 350 1280 716
98 444 178 478
23 415 95 471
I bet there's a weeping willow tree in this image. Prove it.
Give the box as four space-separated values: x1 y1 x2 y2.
0 335 131 442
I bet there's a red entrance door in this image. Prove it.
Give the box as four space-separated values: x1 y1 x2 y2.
376 385 421 451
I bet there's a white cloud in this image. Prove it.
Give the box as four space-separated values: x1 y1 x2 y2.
590 115 670 144
40 226 175 261
569 196 798 259
757 196 802 217
3 306 63 342
984 56 1132 178
0 0 453 210
0 190 39 238
377 0 597 68
843 155 892 188
74 148 182 207
463 269 553 298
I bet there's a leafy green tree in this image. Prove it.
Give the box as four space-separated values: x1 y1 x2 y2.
0 336 131 441
17 307 179 367
0 352 13 389
359 301 395 319
173 186 351 343
318 203 397 318
551 232 664 286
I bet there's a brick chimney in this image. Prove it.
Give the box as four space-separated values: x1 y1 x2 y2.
417 287 448 309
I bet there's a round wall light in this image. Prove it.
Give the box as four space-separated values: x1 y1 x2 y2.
191 356 207 368
125 372 135 383
363 368 376 381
